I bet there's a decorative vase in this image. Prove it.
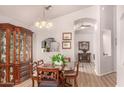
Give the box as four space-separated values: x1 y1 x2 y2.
54 61 63 66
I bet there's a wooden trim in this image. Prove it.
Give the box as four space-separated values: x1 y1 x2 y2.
16 29 20 82
31 34 33 63
28 35 31 62
24 32 26 63
0 31 1 82
30 34 33 77
6 28 10 82
0 32 1 64
13 31 16 64
18 31 20 64
16 27 33 34
13 31 16 84
0 23 15 31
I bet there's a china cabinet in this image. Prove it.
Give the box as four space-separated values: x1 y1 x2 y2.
0 23 33 85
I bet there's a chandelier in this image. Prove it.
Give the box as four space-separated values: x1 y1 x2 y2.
35 5 53 29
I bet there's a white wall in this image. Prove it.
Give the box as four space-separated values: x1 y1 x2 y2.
33 6 100 68
102 29 112 56
99 5 116 75
75 30 94 62
0 15 29 29
116 5 124 87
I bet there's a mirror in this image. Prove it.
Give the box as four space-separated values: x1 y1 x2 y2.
41 38 60 52
102 29 111 56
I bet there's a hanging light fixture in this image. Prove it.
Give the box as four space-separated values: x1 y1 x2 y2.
35 5 53 29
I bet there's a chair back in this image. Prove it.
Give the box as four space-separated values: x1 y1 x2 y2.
31 61 38 75
64 57 71 62
75 61 80 77
37 60 44 65
37 67 59 86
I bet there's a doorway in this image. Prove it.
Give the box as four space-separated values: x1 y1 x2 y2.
74 18 97 73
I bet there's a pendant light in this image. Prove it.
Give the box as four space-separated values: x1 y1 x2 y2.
35 5 53 29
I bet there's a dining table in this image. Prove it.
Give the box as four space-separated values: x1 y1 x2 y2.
37 63 74 72
37 63 64 71
37 63 73 86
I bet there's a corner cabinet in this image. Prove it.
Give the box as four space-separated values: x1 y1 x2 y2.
0 23 33 85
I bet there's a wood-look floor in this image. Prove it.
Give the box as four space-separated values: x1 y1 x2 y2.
15 63 116 87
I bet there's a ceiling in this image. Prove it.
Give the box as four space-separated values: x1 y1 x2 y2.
0 5 91 26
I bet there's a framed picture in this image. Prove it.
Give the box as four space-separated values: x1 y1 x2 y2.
62 41 71 49
79 41 89 51
62 32 72 40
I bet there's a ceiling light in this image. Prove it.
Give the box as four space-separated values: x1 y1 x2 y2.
35 5 53 29
80 26 85 29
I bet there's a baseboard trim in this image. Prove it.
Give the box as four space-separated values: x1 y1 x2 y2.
115 81 124 87
115 84 118 87
95 70 116 76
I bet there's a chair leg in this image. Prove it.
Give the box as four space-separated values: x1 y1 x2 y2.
74 78 78 87
62 79 66 87
38 82 40 87
65 78 72 87
32 79 34 87
68 79 71 83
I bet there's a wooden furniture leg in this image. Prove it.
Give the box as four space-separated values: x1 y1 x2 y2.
32 79 34 87
74 78 78 87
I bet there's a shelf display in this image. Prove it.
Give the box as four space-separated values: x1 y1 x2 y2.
0 31 6 64
15 32 19 63
0 30 6 83
20 32 24 62
10 32 14 63
0 23 33 85
26 35 31 62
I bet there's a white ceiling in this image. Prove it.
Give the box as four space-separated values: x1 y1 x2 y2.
0 5 91 26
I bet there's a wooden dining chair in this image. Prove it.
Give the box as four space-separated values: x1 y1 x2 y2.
37 60 44 65
62 61 80 87
31 61 38 87
64 57 71 62
37 68 60 87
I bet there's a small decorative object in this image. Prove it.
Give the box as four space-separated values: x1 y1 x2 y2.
51 54 67 66
62 41 71 49
63 32 72 40
79 41 89 52
46 47 50 52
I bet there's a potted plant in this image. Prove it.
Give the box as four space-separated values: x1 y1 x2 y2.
51 54 67 66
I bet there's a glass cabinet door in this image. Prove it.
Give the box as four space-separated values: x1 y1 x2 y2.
10 32 14 83
0 29 7 83
0 30 6 64
15 32 19 63
26 34 31 62
20 32 24 63
9 65 14 82
10 32 14 64
0 66 6 83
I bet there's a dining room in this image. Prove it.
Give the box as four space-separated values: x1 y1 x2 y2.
0 5 117 87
